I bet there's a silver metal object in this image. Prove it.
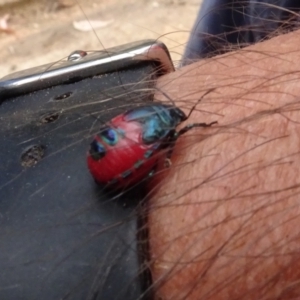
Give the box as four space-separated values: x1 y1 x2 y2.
0 40 174 98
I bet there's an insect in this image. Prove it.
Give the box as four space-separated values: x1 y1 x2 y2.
87 89 217 189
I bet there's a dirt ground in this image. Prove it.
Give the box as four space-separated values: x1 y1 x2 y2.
0 0 202 79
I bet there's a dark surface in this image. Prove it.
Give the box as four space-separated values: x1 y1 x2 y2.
0 63 156 300
183 0 300 63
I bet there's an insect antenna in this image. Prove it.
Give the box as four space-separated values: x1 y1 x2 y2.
154 86 216 119
185 87 216 119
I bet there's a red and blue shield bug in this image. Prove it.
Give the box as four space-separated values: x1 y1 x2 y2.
87 89 217 189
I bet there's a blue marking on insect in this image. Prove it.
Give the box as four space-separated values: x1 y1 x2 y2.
90 140 106 160
99 127 118 146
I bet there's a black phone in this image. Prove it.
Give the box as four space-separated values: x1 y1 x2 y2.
0 40 174 300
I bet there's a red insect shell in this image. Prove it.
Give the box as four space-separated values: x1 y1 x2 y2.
87 113 159 188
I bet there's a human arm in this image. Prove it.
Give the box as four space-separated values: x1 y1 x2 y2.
150 29 300 299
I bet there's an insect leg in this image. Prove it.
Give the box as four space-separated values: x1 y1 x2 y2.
164 131 178 167
164 121 217 167
178 121 217 136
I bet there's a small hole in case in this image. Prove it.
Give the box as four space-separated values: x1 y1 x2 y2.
21 145 46 168
39 111 60 124
53 91 73 101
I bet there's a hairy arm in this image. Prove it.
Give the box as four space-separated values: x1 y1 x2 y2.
149 29 300 299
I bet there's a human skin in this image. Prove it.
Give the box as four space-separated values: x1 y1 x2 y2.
149 29 300 299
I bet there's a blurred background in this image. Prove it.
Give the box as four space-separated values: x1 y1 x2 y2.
0 0 202 78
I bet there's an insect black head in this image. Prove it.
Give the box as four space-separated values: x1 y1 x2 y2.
162 105 187 123
89 140 106 160
170 106 187 121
